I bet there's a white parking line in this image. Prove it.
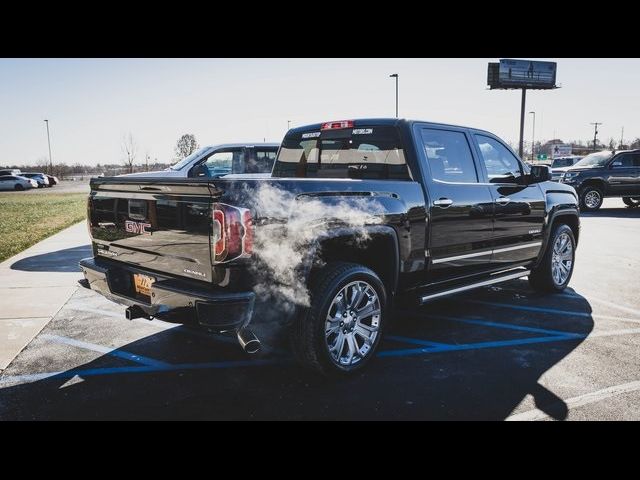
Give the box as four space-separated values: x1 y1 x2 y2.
586 296 640 317
507 380 640 421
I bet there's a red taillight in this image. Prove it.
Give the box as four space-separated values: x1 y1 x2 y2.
321 120 354 130
212 209 225 256
212 203 253 263
242 210 253 255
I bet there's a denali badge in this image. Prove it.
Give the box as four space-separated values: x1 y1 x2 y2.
125 220 152 235
184 269 206 278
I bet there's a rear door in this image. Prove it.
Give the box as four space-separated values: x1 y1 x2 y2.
417 125 495 282
472 134 545 266
89 181 214 282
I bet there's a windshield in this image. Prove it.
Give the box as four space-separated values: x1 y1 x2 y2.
272 126 410 180
169 147 209 170
573 151 612 168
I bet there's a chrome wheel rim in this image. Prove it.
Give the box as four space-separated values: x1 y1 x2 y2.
584 190 601 209
325 281 381 367
551 232 573 286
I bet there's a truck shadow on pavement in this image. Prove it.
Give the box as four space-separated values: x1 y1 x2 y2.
10 245 92 272
0 281 594 420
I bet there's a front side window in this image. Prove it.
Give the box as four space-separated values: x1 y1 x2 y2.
203 150 244 177
421 129 478 183
611 154 634 168
475 135 523 183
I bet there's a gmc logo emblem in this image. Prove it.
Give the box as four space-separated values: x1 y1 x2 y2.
125 220 152 235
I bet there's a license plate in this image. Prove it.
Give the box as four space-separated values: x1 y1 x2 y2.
133 273 155 297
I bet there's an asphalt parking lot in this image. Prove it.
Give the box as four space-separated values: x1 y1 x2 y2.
0 198 638 420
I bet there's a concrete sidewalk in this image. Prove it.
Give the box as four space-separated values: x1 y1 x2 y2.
0 222 89 371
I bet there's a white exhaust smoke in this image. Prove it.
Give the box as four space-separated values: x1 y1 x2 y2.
248 183 384 309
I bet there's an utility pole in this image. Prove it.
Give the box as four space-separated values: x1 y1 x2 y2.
44 119 53 175
518 88 526 158
529 111 536 162
590 122 602 151
620 126 624 148
146 155 149 172
389 73 398 118
287 120 291 131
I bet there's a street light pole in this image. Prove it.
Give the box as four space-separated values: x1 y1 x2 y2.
529 111 536 162
389 74 398 118
287 120 291 131
44 119 53 174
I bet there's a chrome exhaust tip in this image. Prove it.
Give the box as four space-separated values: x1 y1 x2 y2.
237 327 261 354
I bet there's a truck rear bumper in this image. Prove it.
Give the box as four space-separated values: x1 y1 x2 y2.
79 257 255 333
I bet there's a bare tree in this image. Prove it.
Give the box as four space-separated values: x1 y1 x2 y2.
122 133 138 173
174 133 199 160
608 137 616 150
631 138 640 150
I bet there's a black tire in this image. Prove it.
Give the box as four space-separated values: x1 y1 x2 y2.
14 184 24 191
579 185 603 211
529 224 576 293
622 197 640 208
290 262 387 376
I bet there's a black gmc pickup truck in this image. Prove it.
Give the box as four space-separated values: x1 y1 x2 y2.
81 118 580 375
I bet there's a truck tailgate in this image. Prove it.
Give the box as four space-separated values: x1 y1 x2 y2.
88 180 217 283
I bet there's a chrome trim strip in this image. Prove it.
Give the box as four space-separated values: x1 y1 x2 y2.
432 250 492 264
420 270 531 303
492 242 542 254
432 242 542 264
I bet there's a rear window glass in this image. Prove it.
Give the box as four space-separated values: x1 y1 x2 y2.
271 126 410 180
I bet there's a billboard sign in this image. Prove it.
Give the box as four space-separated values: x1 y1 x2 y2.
551 144 572 158
497 59 557 88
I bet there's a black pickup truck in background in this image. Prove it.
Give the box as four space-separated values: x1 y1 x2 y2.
557 149 640 211
80 118 580 375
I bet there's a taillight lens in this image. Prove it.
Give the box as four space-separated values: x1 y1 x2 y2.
212 209 225 256
212 203 253 263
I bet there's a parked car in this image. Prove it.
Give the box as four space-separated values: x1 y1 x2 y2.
0 169 22 176
21 173 50 188
81 118 579 375
46 174 59 186
0 175 38 191
559 149 640 210
550 156 583 181
121 143 280 178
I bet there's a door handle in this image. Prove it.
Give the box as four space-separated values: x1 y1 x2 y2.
495 197 511 205
433 198 453 207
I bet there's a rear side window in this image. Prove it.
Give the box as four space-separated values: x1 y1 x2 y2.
420 128 478 183
247 148 277 173
272 126 410 180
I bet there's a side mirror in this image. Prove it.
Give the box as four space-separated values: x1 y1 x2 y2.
191 164 208 177
529 165 551 183
611 161 622 168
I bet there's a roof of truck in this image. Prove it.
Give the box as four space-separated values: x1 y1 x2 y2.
286 118 498 138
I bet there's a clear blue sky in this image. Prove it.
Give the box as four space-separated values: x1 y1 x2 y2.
1 58 638 166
